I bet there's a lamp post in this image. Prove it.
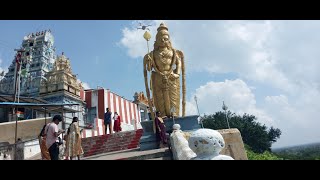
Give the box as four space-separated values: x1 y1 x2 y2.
13 49 25 103
222 101 230 129
0 71 4 81
194 95 203 128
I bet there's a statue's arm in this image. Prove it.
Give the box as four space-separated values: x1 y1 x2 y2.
144 53 153 71
172 50 183 78
175 54 182 75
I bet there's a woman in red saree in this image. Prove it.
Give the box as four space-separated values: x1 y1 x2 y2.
113 112 122 132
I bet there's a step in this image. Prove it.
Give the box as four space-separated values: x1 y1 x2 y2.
84 147 171 160
83 147 140 159
147 156 172 160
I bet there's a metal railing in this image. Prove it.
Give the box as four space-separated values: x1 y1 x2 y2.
0 137 40 160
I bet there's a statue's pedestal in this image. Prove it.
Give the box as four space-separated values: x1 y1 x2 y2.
139 115 201 151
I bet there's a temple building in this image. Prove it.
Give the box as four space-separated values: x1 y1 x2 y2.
39 53 86 127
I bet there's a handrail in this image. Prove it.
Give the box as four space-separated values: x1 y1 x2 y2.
0 137 39 149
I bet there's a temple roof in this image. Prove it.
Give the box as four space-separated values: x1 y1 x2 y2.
0 95 81 113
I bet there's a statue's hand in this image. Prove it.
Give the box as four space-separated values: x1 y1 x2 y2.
145 54 151 62
145 54 153 71
170 72 180 80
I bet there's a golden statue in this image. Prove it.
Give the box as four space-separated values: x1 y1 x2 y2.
143 23 186 119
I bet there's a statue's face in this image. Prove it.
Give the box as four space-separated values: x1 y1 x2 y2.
157 34 170 48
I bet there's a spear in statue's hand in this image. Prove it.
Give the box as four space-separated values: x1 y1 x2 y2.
143 31 152 71
143 31 151 52
143 30 156 133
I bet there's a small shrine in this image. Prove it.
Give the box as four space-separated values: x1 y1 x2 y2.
133 92 151 121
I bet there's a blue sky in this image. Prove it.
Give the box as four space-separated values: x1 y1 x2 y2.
1 20 320 148
0 20 142 99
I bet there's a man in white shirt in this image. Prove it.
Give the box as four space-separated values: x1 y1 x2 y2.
44 115 65 160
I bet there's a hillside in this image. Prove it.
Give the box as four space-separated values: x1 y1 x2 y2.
272 142 320 160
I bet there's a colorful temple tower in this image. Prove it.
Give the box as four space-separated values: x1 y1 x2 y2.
0 30 56 97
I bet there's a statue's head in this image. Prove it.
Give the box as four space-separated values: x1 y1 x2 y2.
188 129 225 156
154 23 172 50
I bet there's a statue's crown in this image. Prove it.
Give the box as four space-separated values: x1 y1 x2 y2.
157 22 168 32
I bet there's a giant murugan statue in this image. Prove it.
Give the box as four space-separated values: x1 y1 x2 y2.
143 23 186 119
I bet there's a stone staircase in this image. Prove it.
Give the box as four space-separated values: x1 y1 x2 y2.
82 129 143 157
82 128 173 160
83 147 172 160
27 129 173 160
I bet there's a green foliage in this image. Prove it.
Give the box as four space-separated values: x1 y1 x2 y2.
245 145 283 160
202 111 281 153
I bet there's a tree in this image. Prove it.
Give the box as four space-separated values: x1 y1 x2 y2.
202 111 281 153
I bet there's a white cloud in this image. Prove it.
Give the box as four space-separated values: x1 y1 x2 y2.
263 93 320 148
82 82 90 90
119 27 147 58
119 20 161 59
185 101 197 116
119 20 309 92
186 79 274 126
77 79 91 90
186 79 320 148
120 20 320 148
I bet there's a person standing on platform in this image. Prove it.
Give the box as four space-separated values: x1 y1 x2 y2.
65 117 83 160
44 115 65 160
104 108 112 134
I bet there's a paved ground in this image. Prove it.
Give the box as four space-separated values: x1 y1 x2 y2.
26 153 42 160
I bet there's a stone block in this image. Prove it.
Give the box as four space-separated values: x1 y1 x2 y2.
217 128 248 160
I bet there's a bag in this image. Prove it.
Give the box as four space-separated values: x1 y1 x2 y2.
39 124 47 137
63 134 68 141
58 137 63 146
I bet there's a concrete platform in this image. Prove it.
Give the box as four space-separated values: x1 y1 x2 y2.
139 115 200 151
